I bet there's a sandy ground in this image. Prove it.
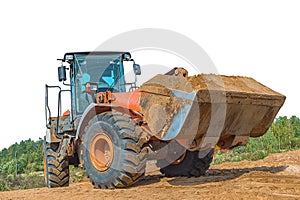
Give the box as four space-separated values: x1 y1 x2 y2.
1 150 300 200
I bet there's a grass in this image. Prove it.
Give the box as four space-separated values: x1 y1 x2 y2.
212 146 291 165
0 172 45 191
0 166 86 192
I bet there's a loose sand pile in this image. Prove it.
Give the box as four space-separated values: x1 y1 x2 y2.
187 74 283 96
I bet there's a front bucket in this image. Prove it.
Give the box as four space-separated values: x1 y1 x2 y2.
139 74 285 148
139 75 201 141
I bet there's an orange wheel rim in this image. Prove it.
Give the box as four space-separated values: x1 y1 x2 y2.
171 151 186 165
90 133 114 171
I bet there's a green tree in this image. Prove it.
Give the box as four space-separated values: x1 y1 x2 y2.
0 138 44 175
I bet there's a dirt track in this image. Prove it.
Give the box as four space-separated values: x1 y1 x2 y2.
1 150 300 200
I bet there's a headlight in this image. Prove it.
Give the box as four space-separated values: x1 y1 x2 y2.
86 82 98 91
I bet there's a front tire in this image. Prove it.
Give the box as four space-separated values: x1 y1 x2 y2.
81 112 146 189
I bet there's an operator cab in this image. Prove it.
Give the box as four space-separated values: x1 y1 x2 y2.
57 51 141 115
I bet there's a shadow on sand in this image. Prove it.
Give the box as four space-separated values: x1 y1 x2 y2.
133 165 287 187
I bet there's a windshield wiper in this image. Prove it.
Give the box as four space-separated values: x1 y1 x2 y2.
106 71 120 92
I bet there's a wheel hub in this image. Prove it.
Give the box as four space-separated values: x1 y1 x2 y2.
90 133 114 171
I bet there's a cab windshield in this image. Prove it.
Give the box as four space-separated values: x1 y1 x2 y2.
72 53 125 114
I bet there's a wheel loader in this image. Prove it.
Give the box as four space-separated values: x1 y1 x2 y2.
43 51 285 188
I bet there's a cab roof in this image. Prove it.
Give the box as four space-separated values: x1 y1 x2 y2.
63 51 131 61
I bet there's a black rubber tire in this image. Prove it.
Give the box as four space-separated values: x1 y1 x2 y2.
81 112 146 189
159 148 214 177
43 141 70 188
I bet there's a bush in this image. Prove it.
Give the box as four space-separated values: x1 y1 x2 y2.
70 166 86 183
213 116 300 165
0 173 45 191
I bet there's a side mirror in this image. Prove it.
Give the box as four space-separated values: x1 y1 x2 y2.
58 66 67 82
133 64 141 75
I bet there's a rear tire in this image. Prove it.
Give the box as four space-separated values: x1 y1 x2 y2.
159 148 214 177
43 141 70 187
81 112 146 189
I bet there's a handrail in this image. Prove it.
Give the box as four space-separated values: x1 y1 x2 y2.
45 85 71 136
45 85 61 129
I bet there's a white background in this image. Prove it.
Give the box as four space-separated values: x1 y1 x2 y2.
0 0 299 149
